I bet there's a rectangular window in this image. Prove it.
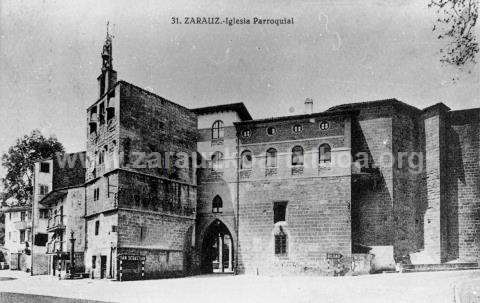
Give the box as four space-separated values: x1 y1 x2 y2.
20 230 26 243
140 226 146 241
20 211 26 222
274 233 287 255
95 221 100 236
40 162 50 173
111 225 117 233
39 184 49 195
39 209 49 219
92 256 97 269
273 202 287 223
93 188 100 201
99 151 104 164
39 185 48 195
99 102 105 125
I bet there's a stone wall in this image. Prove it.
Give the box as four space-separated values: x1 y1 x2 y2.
445 109 480 262
351 104 395 253
238 176 352 275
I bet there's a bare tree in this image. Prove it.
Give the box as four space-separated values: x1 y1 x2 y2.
429 0 478 66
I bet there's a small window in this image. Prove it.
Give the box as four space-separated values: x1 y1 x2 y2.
266 148 277 168
99 151 104 164
39 184 49 195
319 121 329 130
291 146 304 166
211 151 224 170
140 226 146 241
92 256 97 269
89 121 97 134
20 212 26 222
273 202 287 223
40 162 50 173
275 229 287 255
240 150 252 170
111 225 117 232
212 195 223 213
93 188 100 201
95 221 100 236
212 120 224 140
266 126 277 136
293 124 303 133
20 230 26 243
99 102 105 125
241 129 251 138
319 143 332 164
39 209 49 219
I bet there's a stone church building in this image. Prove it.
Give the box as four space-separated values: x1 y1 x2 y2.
33 34 480 279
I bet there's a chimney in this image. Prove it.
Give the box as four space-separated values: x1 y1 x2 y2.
304 98 313 114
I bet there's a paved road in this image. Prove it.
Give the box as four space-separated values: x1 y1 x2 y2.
0 270 479 303
0 292 111 303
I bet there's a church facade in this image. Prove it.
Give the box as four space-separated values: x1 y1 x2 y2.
31 35 480 279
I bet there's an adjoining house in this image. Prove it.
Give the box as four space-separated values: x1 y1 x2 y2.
31 152 86 278
1 204 34 271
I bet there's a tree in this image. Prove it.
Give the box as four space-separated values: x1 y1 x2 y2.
1 130 64 205
429 0 479 66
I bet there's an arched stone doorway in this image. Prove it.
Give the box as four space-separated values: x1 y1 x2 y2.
201 219 234 274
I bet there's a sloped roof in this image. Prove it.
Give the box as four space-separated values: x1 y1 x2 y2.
191 102 252 121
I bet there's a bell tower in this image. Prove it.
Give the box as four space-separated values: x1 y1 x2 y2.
97 22 117 98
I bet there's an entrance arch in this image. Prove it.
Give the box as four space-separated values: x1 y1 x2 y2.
201 219 234 274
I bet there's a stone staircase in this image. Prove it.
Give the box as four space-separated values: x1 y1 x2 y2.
401 262 479 273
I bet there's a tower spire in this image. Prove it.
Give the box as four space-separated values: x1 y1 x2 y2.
97 21 117 97
101 21 113 71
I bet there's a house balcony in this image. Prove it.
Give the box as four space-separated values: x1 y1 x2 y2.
46 240 66 254
47 215 65 232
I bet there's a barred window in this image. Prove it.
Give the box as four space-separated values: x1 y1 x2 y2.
274 228 287 255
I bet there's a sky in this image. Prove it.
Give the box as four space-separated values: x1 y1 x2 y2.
0 0 479 179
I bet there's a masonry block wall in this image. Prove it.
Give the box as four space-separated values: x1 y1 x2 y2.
391 106 425 260
235 113 352 275
195 109 244 274
119 81 197 183
422 104 449 263
350 104 395 253
445 109 480 262
115 81 197 279
238 177 351 275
